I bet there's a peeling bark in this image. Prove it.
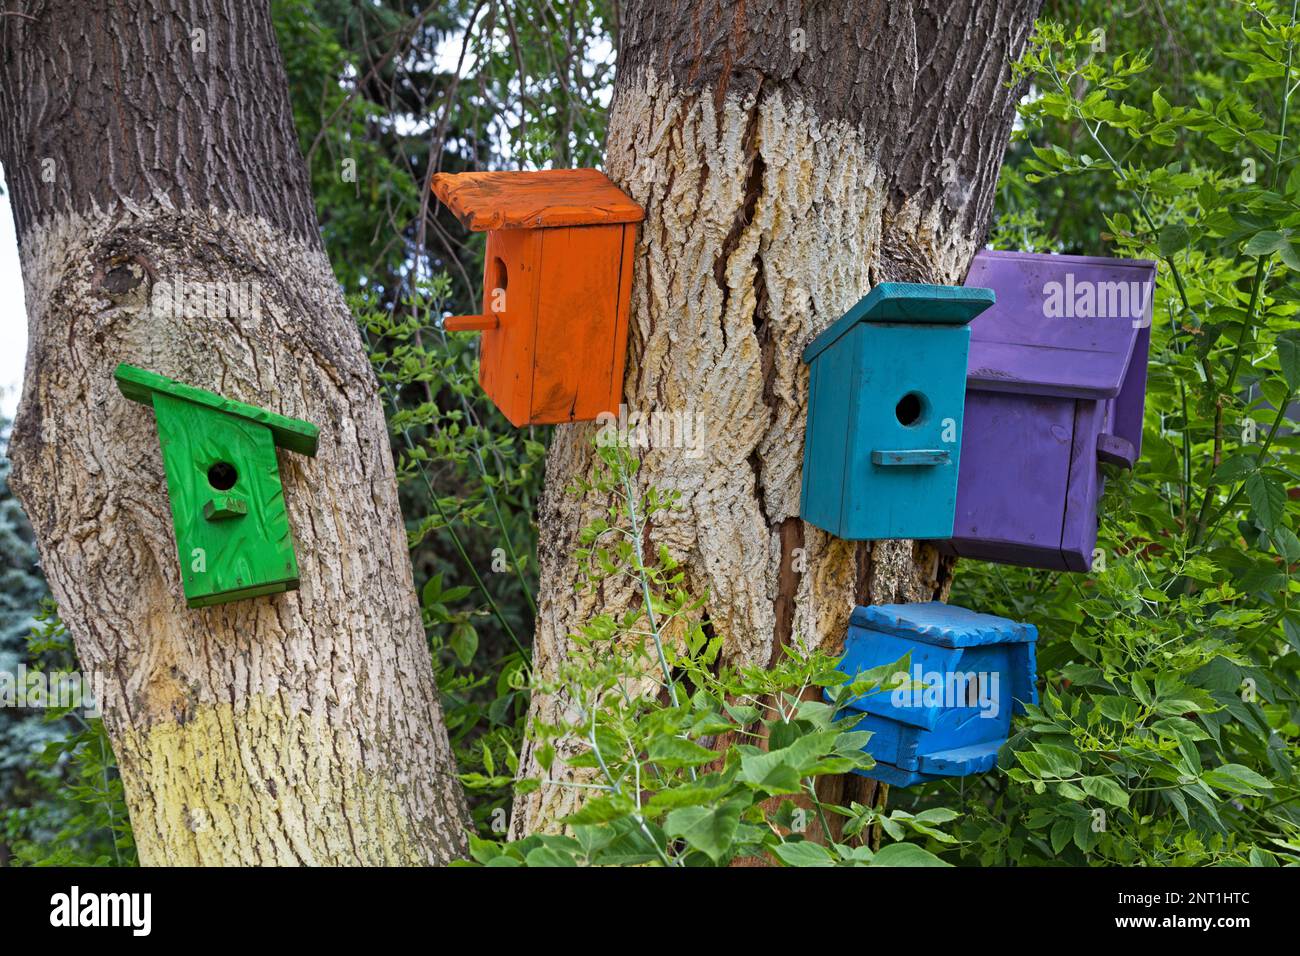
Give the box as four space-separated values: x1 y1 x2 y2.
0 1 467 864
514 0 1041 837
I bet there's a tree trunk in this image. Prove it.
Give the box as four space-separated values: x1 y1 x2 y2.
513 0 1042 838
0 1 467 865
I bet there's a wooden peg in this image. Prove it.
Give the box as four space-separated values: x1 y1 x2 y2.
444 314 501 332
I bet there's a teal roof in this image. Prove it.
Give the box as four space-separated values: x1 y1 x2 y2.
802 282 996 364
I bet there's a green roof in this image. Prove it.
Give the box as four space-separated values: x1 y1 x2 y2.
114 364 319 457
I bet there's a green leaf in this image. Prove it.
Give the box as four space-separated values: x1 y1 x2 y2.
421 573 444 606
467 834 504 863
1080 776 1130 808
1152 89 1171 119
1278 331 1300 391
1211 454 1259 484
772 840 836 867
1245 471 1287 531
1271 527 1300 563
644 777 735 815
1051 817 1074 854
1202 763 1273 795
1096 695 1140 723
739 731 840 795
1057 781 1087 801
1158 223 1189 256
738 749 804 794
524 845 577 867
561 793 635 826
870 842 952 867
1243 230 1287 255
449 623 478 666
912 807 960 825
647 735 717 770
664 799 745 862
1152 716 1209 741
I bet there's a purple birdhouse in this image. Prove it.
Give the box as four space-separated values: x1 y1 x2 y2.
945 250 1157 572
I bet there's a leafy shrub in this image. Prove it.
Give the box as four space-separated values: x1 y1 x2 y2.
887 10 1300 866
464 442 958 867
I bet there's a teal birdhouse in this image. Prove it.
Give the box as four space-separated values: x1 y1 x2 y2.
115 364 319 608
831 602 1039 787
799 283 995 540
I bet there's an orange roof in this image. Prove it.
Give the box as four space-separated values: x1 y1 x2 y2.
431 169 645 231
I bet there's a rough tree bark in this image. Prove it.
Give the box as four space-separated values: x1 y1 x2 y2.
513 0 1043 839
0 1 467 864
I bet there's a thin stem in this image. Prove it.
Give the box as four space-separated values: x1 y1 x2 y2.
1190 0 1296 548
366 330 529 656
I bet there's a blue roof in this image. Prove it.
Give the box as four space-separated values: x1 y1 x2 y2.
850 602 1037 648
802 283 995 364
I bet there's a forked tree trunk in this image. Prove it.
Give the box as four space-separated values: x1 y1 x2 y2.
514 0 1042 839
0 1 467 864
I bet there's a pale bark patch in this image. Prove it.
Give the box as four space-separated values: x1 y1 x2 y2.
118 694 431 866
10 201 467 864
513 79 970 836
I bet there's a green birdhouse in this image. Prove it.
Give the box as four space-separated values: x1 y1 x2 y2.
115 364 319 608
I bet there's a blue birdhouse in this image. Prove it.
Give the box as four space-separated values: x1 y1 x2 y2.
831 602 1038 787
800 283 995 541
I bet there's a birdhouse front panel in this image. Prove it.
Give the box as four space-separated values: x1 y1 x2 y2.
948 250 1156 571
433 169 643 426
151 394 300 607
531 223 634 423
952 390 1079 569
800 283 996 541
115 365 319 608
831 602 1038 788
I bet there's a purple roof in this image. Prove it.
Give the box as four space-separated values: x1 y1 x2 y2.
963 250 1157 399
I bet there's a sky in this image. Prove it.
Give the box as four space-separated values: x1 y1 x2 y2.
0 164 27 420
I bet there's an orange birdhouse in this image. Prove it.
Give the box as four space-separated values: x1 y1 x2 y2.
432 169 645 426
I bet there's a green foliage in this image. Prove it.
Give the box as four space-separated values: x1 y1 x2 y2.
7 0 1299 870
1 419 132 867
464 442 957 867
0 420 52 865
357 278 539 837
888 6 1300 866
2 604 135 867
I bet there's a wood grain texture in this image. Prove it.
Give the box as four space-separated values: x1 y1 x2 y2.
802 282 993 363
149 394 301 608
116 363 319 456
610 0 1041 238
0 0 468 864
478 229 543 426
963 251 1156 399
466 221 636 425
431 169 646 231
948 392 1074 570
531 224 624 422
